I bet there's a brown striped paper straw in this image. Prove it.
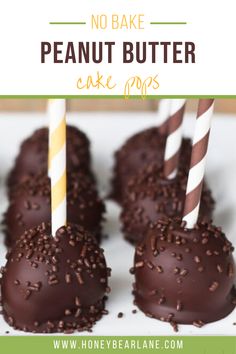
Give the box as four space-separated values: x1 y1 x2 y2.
164 99 186 179
158 99 171 135
183 99 215 229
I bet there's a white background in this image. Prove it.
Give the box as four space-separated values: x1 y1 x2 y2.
0 0 236 95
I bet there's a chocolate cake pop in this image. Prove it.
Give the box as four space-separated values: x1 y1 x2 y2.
1 223 111 333
7 125 92 192
110 127 192 204
132 218 236 327
4 171 105 247
121 164 214 245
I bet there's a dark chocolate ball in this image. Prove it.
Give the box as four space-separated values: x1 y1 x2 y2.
110 127 192 204
4 172 105 247
7 125 92 191
132 218 236 326
1 223 111 333
121 164 214 245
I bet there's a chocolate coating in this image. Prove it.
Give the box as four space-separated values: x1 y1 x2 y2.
1 223 111 333
4 172 105 247
110 127 192 204
121 164 215 245
132 218 236 326
7 125 92 192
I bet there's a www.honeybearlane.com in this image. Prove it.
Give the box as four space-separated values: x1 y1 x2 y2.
52 337 184 350
0 336 236 354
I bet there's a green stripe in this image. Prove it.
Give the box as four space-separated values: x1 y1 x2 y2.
0 335 235 354
49 22 86 25
150 22 187 25
0 95 234 99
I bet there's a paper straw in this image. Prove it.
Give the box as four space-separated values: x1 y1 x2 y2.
158 99 171 135
183 99 215 229
49 99 67 235
164 99 186 179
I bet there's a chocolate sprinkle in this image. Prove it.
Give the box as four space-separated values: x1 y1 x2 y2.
1 223 110 333
120 163 214 245
110 128 192 204
209 281 219 292
7 125 92 194
4 171 105 247
132 218 236 326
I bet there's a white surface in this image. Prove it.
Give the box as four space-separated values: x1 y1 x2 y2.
0 111 235 336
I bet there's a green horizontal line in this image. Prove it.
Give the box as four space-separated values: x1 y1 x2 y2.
150 22 187 25
49 22 86 25
0 95 233 99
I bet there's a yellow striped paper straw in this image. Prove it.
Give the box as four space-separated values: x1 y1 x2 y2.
48 99 67 235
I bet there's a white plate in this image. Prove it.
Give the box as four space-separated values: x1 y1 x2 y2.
0 110 235 336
